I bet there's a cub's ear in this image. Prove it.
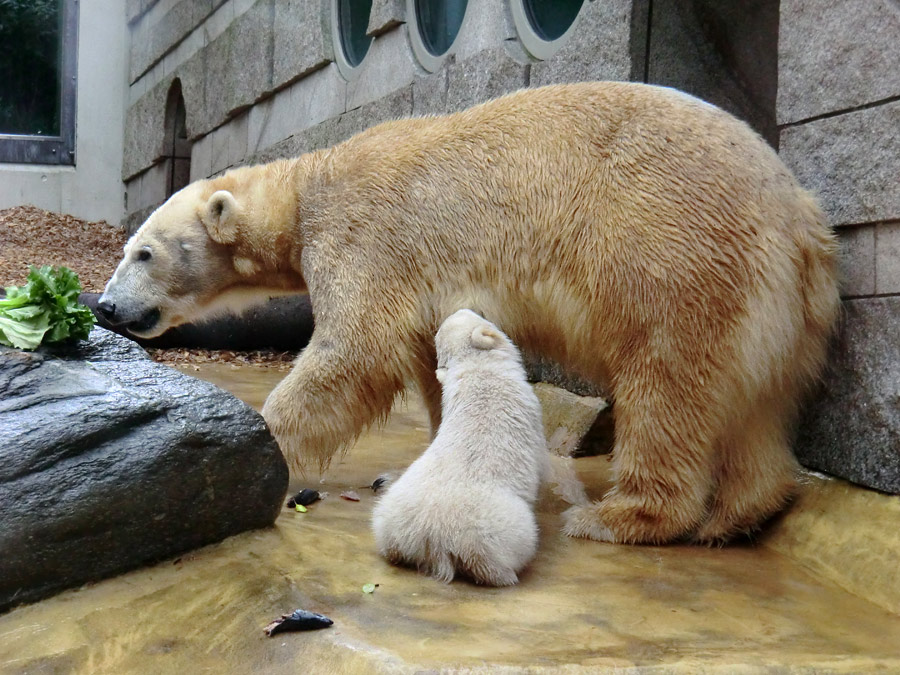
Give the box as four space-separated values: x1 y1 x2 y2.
201 190 239 244
435 367 448 384
470 325 501 350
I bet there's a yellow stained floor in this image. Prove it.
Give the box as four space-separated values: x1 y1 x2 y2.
1 363 898 674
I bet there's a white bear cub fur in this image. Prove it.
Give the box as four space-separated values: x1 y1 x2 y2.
372 309 549 586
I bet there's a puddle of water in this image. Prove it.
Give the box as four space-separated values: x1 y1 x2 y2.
2 362 899 673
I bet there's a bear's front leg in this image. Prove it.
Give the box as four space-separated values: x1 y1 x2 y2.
262 332 406 473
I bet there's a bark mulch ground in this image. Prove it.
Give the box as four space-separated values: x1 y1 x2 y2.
1 205 296 368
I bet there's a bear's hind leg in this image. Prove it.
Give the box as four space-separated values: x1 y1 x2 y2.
564 373 718 544
692 401 799 544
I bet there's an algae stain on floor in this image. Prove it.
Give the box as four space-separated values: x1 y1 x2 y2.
2 362 899 673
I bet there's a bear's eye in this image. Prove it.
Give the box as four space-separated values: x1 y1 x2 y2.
137 248 151 262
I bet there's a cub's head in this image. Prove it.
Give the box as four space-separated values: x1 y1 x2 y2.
99 173 303 339
434 309 520 382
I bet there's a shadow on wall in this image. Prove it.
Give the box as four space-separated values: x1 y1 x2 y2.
643 0 779 148
164 79 191 199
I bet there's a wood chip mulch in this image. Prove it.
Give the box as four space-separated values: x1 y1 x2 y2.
1 205 298 368
0 205 127 293
147 348 296 370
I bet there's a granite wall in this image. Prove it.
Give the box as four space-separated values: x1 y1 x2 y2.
122 0 899 492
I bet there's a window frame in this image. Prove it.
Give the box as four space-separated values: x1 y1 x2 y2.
331 0 374 81
407 0 470 73
510 0 585 61
0 0 79 166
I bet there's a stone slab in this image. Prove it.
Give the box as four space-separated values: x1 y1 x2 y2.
778 0 900 125
837 224 876 297
226 0 274 116
533 383 610 458
779 101 900 227
796 296 900 494
251 86 413 164
529 0 634 88
875 221 900 295
345 26 417 111
272 0 332 91
122 79 169 180
0 328 288 613
445 46 529 113
367 0 404 36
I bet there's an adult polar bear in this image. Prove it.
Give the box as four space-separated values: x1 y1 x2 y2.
99 82 839 545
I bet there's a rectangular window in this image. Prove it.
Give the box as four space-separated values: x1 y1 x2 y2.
0 0 78 165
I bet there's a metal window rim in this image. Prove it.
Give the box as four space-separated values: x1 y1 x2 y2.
406 0 471 73
509 0 585 61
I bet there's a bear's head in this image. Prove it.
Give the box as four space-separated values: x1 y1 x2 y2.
99 176 303 338
434 309 521 383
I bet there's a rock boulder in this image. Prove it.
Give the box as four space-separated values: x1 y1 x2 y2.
0 328 288 613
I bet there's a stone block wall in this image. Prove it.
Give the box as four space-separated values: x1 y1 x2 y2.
122 0 783 230
779 0 900 493
122 0 898 491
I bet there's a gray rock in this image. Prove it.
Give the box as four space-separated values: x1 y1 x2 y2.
412 69 449 117
227 0 275 117
122 81 169 180
796 297 900 494
445 48 529 113
127 0 142 25
0 328 288 613
528 0 634 88
777 0 900 125
779 101 900 227
272 0 332 91
367 0 404 37
176 47 207 141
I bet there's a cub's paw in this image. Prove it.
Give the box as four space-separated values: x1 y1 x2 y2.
562 503 616 542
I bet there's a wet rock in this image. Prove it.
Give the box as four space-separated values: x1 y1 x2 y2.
0 327 288 613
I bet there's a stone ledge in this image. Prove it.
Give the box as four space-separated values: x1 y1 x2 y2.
780 101 900 227
764 471 900 616
777 0 900 125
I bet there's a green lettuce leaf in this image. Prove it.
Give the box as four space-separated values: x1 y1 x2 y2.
0 265 95 350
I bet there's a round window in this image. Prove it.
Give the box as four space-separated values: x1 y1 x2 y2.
512 0 585 60
408 0 469 71
333 0 373 78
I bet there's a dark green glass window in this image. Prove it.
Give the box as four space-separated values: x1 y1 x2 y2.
338 0 373 67
524 0 584 42
415 0 468 56
0 0 62 136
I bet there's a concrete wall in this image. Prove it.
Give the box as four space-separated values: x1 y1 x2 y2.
122 0 899 491
121 0 784 230
0 0 127 225
780 0 900 492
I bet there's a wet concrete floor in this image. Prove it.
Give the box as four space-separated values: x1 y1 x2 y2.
1 363 898 673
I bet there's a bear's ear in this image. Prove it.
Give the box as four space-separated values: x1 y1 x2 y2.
201 190 240 244
435 367 448 384
470 325 501 350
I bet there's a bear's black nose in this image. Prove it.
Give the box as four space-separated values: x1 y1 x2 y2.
96 300 117 320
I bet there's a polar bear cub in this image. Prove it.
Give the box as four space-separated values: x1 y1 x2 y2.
372 309 549 586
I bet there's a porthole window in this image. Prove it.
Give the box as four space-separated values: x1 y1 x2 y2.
332 0 374 79
408 0 469 72
511 0 585 60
